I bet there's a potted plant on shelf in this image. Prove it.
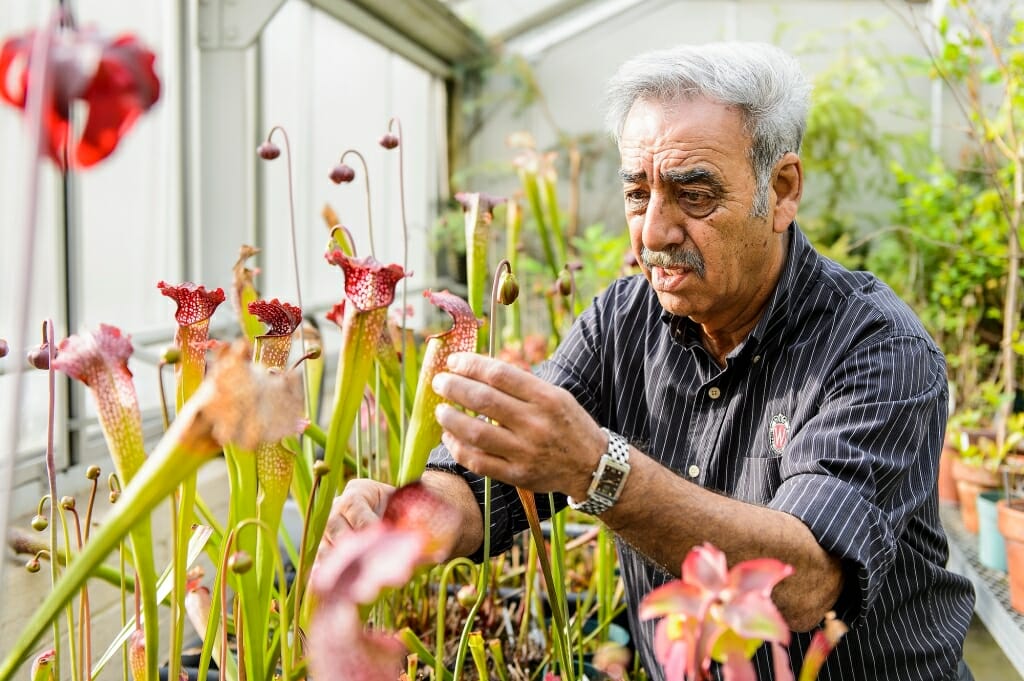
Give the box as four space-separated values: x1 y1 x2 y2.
998 452 1024 613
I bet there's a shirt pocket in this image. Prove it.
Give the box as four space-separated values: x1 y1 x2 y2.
736 455 783 506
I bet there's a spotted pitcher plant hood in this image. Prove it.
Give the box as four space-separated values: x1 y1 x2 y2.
249 298 301 369
52 324 145 484
0 342 304 681
0 26 160 170
397 290 481 485
309 483 460 681
639 542 795 681
158 281 226 407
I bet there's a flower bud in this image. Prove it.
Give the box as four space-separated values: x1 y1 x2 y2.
257 141 281 160
25 558 41 573
161 345 181 364
456 584 477 609
86 465 102 480
109 490 121 504
0 338 8 358
329 163 355 184
313 460 330 479
497 271 520 305
378 133 399 150
556 269 573 297
27 344 51 370
60 496 76 510
31 514 48 532
228 551 253 574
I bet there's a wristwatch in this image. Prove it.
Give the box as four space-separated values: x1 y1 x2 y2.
567 428 631 515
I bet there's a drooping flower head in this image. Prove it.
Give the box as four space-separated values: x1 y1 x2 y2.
639 543 794 681
396 290 481 485
248 298 301 369
0 25 160 169
53 324 145 484
324 251 406 312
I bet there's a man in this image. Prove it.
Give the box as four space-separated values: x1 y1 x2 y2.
332 42 976 680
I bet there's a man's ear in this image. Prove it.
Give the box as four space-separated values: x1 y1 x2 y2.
772 152 802 233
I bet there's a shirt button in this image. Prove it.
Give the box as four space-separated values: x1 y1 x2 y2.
688 465 700 478
752 355 761 364
708 386 721 399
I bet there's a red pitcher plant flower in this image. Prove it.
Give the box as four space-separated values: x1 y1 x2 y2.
0 341 304 681
0 24 160 169
639 542 801 681
309 482 460 681
397 289 481 485
51 324 161 679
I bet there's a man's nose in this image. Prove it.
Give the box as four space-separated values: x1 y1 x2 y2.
641 191 686 253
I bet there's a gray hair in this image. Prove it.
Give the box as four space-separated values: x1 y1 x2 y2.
605 42 811 217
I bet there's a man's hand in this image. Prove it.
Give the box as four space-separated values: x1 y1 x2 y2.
431 352 606 500
321 478 395 555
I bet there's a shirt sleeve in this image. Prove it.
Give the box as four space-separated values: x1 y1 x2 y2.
767 333 949 625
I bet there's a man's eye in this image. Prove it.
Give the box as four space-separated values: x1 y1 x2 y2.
679 191 715 216
625 190 649 207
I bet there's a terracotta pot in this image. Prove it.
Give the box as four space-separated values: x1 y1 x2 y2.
938 439 960 505
997 499 1024 614
952 457 1002 533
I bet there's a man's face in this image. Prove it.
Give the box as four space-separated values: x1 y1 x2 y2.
619 97 782 327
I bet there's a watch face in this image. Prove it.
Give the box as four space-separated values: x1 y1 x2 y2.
594 459 629 499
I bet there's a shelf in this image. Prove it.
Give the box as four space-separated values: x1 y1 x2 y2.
941 503 1024 678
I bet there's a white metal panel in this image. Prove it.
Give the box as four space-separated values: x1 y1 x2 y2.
259 1 446 343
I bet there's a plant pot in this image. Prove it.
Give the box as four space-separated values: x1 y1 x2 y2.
938 437 960 505
952 457 1002 533
976 490 1007 571
997 499 1024 614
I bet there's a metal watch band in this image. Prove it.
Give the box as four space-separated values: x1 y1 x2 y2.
567 428 631 515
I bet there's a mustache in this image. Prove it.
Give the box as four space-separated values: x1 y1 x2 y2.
640 247 706 278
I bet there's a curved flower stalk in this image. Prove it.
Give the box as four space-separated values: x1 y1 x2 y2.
158 280 225 681
232 245 264 343
51 324 160 680
0 25 160 170
0 341 304 681
397 290 481 485
454 191 506 321
308 482 460 681
639 542 805 681
301 252 408 603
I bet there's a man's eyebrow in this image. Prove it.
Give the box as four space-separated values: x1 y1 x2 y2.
618 168 645 184
662 167 724 190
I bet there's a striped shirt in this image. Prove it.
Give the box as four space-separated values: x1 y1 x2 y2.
429 223 975 680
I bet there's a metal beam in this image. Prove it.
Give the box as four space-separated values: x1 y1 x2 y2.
310 0 491 77
197 0 288 50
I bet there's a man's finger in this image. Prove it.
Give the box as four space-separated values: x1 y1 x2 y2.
446 352 543 402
